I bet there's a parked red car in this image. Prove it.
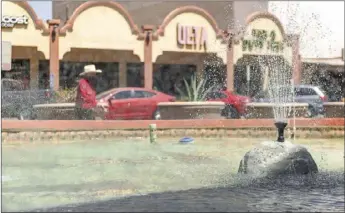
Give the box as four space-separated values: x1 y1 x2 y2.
205 90 250 118
95 87 175 120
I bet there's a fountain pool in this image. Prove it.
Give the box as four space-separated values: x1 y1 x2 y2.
2 138 344 212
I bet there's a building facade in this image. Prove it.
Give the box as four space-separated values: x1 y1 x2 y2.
52 1 269 31
3 0 309 99
1 1 51 89
302 53 344 101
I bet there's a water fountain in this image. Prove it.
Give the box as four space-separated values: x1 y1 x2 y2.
238 55 319 178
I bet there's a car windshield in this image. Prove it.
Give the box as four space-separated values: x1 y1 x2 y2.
253 87 293 99
313 87 326 96
96 89 119 99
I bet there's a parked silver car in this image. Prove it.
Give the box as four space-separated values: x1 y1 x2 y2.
252 85 327 117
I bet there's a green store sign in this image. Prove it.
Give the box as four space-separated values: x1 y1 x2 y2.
242 29 284 53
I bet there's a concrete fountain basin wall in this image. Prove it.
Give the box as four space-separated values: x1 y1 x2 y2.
157 102 225 120
2 118 344 143
323 102 344 118
33 103 108 120
246 103 309 119
33 103 76 120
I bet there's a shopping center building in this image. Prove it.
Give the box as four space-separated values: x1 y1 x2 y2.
1 1 51 89
301 51 344 101
2 1 343 99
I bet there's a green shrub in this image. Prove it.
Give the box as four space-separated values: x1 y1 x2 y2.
175 75 215 101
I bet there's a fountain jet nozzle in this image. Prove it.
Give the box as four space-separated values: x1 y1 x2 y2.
274 122 287 142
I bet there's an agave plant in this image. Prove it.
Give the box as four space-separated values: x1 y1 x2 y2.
153 76 164 92
175 75 215 101
55 87 77 103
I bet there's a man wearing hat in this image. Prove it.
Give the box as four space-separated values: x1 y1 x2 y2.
75 64 102 120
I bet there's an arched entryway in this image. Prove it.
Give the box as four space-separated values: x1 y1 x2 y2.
149 6 228 95
231 12 297 97
58 1 144 91
235 55 291 97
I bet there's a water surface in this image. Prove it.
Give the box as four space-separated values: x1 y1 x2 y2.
2 138 344 212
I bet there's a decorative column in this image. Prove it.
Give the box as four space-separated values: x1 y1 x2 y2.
290 34 301 84
226 34 235 91
142 25 154 89
47 19 60 91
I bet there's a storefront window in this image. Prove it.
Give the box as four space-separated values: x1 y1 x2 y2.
234 56 291 97
204 54 226 90
38 60 50 89
204 64 226 91
234 64 262 97
59 62 119 93
127 63 144 87
1 59 30 89
311 70 343 101
153 64 196 96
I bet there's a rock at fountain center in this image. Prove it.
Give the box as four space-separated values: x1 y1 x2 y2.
238 141 318 178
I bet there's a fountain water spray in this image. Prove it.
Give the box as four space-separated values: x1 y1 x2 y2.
239 54 318 177
237 4 325 177
291 79 296 141
258 56 293 143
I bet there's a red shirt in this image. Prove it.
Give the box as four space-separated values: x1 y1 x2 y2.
76 78 97 109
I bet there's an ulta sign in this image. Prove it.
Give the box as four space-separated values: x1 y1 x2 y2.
176 24 207 50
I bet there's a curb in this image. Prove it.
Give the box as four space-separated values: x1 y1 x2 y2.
2 127 344 144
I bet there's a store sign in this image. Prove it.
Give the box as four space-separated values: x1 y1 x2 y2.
2 15 29 28
176 24 207 50
242 29 284 54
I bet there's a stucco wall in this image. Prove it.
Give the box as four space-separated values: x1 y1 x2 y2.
231 1 269 30
59 6 144 61
1 1 49 59
53 1 235 30
233 17 293 65
152 13 227 63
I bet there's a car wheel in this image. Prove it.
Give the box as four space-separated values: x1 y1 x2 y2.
18 108 32 120
224 105 240 119
304 106 315 118
304 109 312 118
152 110 161 120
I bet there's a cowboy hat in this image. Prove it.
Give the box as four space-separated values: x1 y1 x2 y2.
79 64 102 76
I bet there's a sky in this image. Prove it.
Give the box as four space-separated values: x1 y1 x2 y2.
28 1 344 58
